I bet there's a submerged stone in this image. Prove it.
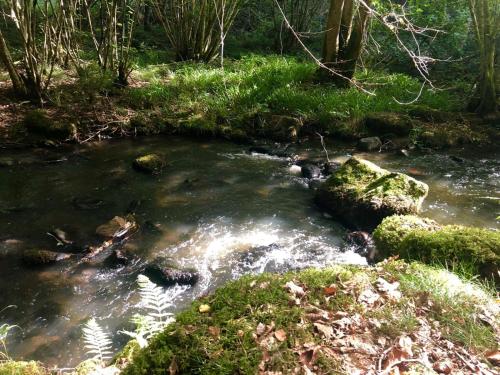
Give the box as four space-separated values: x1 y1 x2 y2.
144 260 199 287
373 215 500 280
357 137 382 152
95 216 133 239
301 164 321 179
133 154 166 174
22 249 72 266
315 157 429 230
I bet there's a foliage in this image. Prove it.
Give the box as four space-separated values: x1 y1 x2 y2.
82 318 113 363
120 275 188 348
0 361 48 375
124 55 462 140
122 261 498 374
373 215 500 280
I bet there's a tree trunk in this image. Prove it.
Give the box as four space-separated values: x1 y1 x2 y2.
467 0 498 115
0 29 27 96
320 0 371 86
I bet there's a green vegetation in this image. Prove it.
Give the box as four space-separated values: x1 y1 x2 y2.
122 56 463 140
373 215 500 280
0 361 48 375
122 260 498 374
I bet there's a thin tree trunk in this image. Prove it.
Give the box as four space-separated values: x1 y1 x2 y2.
0 29 27 96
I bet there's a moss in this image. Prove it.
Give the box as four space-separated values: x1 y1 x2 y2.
373 215 441 256
122 261 497 374
0 361 48 375
23 110 73 140
132 154 166 175
114 340 141 369
316 157 428 229
373 215 500 280
363 112 415 136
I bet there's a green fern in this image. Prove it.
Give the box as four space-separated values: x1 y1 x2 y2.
120 275 188 347
82 318 113 363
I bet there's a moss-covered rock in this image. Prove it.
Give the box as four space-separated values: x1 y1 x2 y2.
132 154 166 174
23 110 73 140
315 157 428 230
373 215 500 280
0 360 48 375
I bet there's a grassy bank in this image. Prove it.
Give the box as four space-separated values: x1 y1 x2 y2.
3 55 490 147
120 260 498 374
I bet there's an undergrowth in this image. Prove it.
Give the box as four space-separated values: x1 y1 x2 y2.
122 260 498 375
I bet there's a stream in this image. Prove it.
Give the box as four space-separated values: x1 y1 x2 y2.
0 136 498 367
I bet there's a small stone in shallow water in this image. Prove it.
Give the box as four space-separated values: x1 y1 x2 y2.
301 164 321 179
357 137 382 152
133 154 166 174
289 165 302 175
144 262 200 287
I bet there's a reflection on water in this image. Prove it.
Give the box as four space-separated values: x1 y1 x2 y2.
0 136 498 366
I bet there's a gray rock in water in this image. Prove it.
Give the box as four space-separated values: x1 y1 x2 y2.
22 249 72 266
144 261 199 287
357 137 382 152
301 164 321 179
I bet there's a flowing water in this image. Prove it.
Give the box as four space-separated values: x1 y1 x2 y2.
0 136 498 367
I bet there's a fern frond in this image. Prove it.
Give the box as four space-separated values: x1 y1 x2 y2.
82 318 113 363
134 275 188 338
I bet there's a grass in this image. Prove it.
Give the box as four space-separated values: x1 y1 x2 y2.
120 55 463 139
120 260 498 375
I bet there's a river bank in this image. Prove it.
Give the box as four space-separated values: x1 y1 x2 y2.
1 56 498 151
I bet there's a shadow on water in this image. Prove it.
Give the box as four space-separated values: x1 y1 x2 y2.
0 136 498 366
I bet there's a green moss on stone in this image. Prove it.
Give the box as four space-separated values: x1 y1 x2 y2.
133 154 166 174
373 215 500 280
316 157 428 229
373 215 441 256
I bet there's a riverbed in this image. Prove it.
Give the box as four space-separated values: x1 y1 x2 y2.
0 136 498 367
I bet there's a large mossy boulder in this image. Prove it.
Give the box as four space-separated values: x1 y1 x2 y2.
373 215 500 280
315 157 429 230
133 154 166 174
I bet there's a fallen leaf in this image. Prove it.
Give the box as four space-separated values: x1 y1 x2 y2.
486 350 500 366
199 304 211 313
208 326 220 338
256 322 266 336
313 322 334 339
274 329 287 342
375 277 402 300
433 359 453 374
358 289 380 305
324 284 338 296
284 281 305 297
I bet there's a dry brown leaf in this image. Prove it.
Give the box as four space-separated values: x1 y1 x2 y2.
208 326 220 338
274 329 287 342
313 322 334 339
486 350 500 366
324 284 338 296
433 359 454 374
